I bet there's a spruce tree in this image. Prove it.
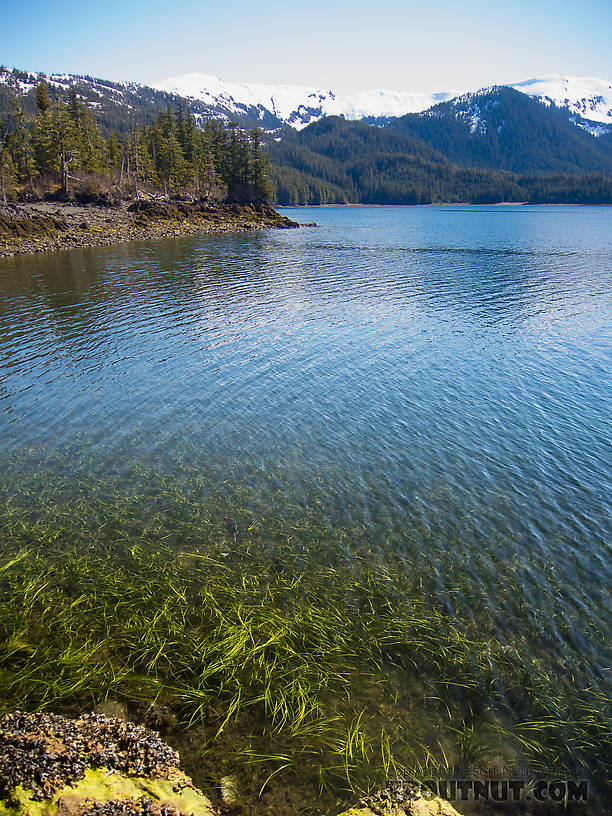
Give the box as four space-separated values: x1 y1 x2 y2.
104 131 123 177
32 104 56 175
0 121 17 202
11 100 35 186
35 81 51 115
249 128 273 202
52 99 79 195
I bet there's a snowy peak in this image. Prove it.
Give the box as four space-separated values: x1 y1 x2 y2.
155 72 334 123
416 82 612 144
0 67 138 99
153 73 461 129
153 72 612 132
509 74 612 125
2 66 610 135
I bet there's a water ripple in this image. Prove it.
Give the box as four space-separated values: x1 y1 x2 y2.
0 204 610 688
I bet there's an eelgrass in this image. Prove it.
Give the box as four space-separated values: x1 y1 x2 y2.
0 449 610 814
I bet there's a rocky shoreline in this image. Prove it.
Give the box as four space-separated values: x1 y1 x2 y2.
0 200 302 258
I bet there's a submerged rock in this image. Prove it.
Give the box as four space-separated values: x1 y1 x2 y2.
338 801 462 816
93 703 129 723
338 781 464 816
338 806 462 816
0 711 216 816
219 775 239 807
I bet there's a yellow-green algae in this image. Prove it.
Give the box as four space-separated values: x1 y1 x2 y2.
337 799 463 816
0 767 215 816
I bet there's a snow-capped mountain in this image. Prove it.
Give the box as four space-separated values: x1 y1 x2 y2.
0 68 139 103
153 72 612 133
382 85 612 176
1 66 610 137
509 74 612 126
153 72 460 129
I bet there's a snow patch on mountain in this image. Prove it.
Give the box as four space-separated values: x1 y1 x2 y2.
153 72 612 131
2 66 610 135
577 121 610 137
153 73 460 129
0 67 136 100
509 74 612 125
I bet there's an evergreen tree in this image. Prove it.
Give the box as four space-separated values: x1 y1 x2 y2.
197 146 219 199
128 129 156 195
66 88 104 174
35 81 51 115
10 100 35 185
104 130 123 176
249 128 273 201
32 104 56 173
1 80 275 204
52 99 79 195
0 117 17 202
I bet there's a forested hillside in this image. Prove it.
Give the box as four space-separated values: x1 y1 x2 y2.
267 116 612 205
0 81 272 203
0 67 279 133
384 87 612 175
2 70 612 208
0 69 190 134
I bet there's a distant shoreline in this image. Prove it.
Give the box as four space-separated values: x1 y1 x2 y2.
278 201 609 208
0 201 300 259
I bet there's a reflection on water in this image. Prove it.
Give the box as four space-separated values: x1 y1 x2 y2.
0 204 610 785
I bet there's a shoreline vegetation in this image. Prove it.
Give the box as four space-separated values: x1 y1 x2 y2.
0 80 304 259
0 710 461 816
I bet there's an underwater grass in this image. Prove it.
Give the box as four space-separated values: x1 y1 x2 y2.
0 449 610 813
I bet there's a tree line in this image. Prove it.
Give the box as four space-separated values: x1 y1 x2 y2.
3 80 611 207
267 116 612 205
0 82 273 204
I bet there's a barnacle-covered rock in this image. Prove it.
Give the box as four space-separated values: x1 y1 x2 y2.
338 781 464 816
0 711 216 816
337 803 462 816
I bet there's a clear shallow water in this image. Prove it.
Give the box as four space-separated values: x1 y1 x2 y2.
0 205 611 770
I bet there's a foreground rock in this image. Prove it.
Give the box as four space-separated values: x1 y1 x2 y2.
340 797 461 816
338 803 462 816
0 200 301 258
0 711 469 816
338 781 464 816
0 711 216 816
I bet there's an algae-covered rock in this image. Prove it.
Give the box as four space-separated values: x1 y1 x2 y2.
338 789 463 816
337 802 462 816
0 711 216 816
93 702 128 723
3 768 216 815
219 775 239 807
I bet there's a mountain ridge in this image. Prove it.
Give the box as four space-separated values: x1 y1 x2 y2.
384 86 612 175
1 65 611 207
153 71 612 132
266 114 612 206
2 66 610 135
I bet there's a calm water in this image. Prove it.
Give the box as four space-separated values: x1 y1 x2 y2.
0 204 611 764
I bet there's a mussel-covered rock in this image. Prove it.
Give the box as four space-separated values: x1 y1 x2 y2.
338 780 464 816
0 711 216 816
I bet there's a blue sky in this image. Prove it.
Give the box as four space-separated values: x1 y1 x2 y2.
1 0 611 93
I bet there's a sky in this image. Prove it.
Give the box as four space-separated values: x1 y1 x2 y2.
1 0 611 93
